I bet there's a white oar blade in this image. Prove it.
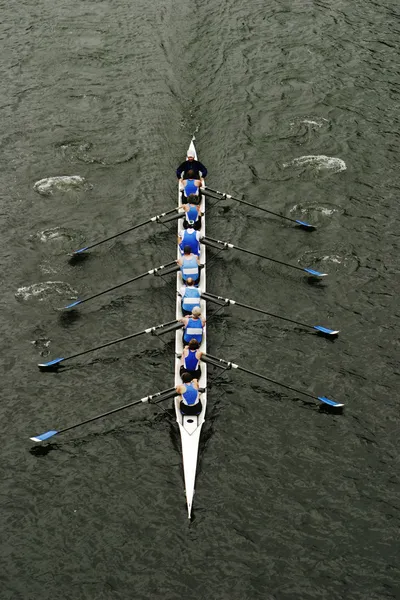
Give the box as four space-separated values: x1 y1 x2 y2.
30 430 58 442
64 300 81 309
295 220 315 229
38 358 64 369
73 247 88 254
318 396 344 408
304 268 328 277
313 326 340 336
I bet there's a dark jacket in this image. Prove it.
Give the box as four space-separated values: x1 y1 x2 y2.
176 160 208 179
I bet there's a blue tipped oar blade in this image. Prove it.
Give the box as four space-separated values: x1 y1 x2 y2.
30 430 59 442
38 358 64 369
295 220 315 229
318 396 344 408
304 268 328 277
73 247 88 254
64 300 82 309
313 325 340 336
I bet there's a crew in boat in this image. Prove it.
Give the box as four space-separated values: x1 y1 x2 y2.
180 339 202 380
182 194 202 230
176 151 208 180
177 245 201 284
180 277 201 316
180 306 206 345
178 226 201 256
176 372 202 416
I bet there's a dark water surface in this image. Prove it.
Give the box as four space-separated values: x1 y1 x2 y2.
1 0 400 598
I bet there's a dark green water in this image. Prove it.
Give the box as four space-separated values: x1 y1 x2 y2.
1 0 399 598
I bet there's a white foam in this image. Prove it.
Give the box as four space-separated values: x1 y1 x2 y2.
15 281 77 301
283 155 347 173
33 175 88 196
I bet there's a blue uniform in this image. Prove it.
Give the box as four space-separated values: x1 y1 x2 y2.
185 204 199 225
180 256 199 282
179 230 200 256
181 383 199 406
184 179 198 197
182 287 201 312
184 349 200 372
183 317 203 344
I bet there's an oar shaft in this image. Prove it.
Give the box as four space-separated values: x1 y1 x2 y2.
30 387 177 442
67 320 179 362
202 353 340 405
74 207 180 253
203 188 297 224
204 293 313 330
65 262 177 308
62 387 176 433
202 236 304 272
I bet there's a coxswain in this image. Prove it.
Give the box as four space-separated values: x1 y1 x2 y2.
180 277 201 315
180 306 206 345
182 194 202 230
177 245 201 284
176 372 202 416
176 151 208 180
180 339 202 380
178 226 201 256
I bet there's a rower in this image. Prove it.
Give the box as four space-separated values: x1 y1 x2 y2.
178 227 201 256
181 170 202 198
180 339 202 380
176 152 208 180
177 245 201 285
182 194 202 231
180 306 206 345
176 372 202 416
180 277 201 316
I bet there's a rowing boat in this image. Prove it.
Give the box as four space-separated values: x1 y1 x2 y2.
31 138 344 519
174 138 207 519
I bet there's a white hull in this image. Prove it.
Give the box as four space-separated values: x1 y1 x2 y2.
174 138 207 519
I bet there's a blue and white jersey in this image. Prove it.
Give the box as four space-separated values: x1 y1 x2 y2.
184 349 200 372
183 317 203 344
184 179 198 197
181 383 199 405
185 204 199 225
180 256 199 282
181 286 201 312
179 229 200 256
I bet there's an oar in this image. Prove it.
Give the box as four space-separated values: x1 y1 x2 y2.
63 261 179 309
201 236 327 278
30 387 177 442
202 186 315 230
73 207 182 254
201 354 344 408
38 320 183 370
202 292 339 336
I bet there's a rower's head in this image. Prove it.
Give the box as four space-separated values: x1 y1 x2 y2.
186 169 195 179
186 277 194 286
188 339 200 350
192 307 202 318
188 194 199 205
181 372 193 384
183 245 192 255
187 153 195 162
